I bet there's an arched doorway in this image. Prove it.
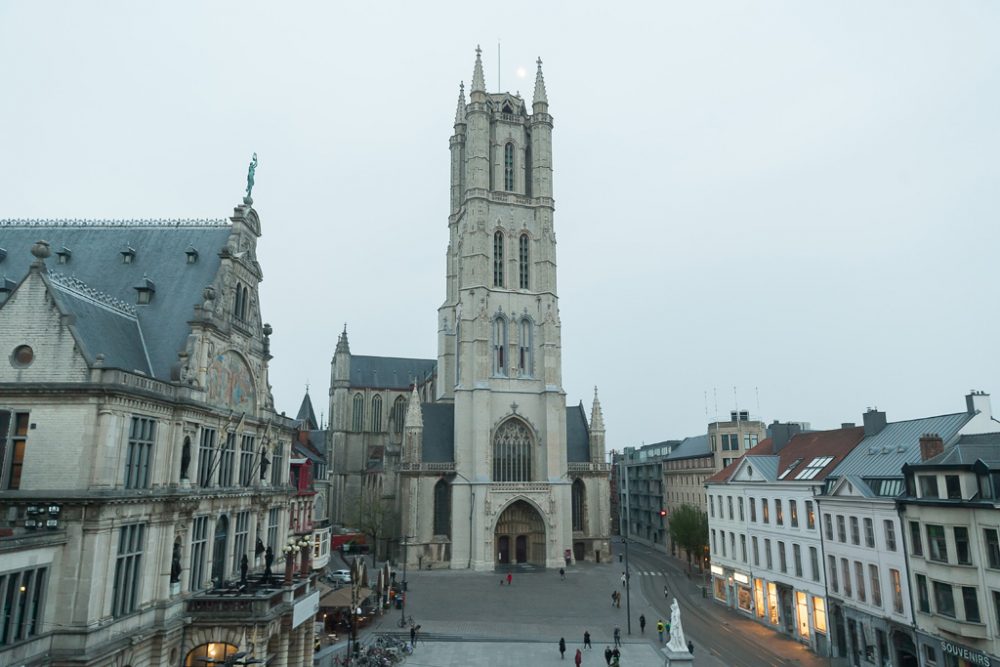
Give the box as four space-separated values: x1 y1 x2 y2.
211 515 229 586
185 642 238 666
494 500 545 566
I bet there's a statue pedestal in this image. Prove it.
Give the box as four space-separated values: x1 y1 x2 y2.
662 647 694 666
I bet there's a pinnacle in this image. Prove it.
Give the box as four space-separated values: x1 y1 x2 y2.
532 56 548 107
455 81 467 125
471 45 486 93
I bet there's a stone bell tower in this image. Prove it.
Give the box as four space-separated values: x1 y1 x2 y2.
435 47 572 569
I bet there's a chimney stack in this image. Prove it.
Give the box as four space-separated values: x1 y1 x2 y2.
863 408 887 437
966 390 992 419
770 421 802 453
919 433 944 461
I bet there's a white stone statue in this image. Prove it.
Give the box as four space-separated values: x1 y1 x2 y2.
666 598 687 652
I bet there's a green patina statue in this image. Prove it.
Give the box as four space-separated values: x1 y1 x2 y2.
244 152 258 204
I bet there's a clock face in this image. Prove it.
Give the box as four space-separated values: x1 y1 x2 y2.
206 350 257 412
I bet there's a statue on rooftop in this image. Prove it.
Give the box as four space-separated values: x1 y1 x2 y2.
244 152 258 205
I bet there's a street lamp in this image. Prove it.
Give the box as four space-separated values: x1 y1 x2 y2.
281 537 300 585
399 535 414 627
347 556 368 664
623 537 632 635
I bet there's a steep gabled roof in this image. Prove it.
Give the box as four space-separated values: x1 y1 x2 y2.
707 426 865 485
296 392 319 430
918 433 1000 467
422 403 455 463
664 434 711 460
349 355 436 389
830 412 971 479
566 403 590 462
0 219 233 380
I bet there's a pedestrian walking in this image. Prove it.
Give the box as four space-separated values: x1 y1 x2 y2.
583 631 592 649
664 584 669 597
559 637 566 660
639 614 646 633
612 646 621 662
616 591 621 608
507 572 513 585
610 590 616 607
560 567 565 580
687 640 695 654
604 646 612 666
613 626 621 648
621 572 626 586
410 625 416 649
575 648 583 666
656 619 665 643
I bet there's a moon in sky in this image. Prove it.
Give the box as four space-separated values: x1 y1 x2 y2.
516 66 527 79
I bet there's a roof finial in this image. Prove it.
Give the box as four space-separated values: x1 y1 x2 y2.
455 81 467 126
472 45 486 93
532 56 547 108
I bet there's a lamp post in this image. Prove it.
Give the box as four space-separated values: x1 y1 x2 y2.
399 535 413 627
281 537 300 585
623 537 632 635
347 557 367 665
298 537 311 576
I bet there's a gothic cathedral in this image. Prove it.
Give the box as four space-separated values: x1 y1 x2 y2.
328 48 611 570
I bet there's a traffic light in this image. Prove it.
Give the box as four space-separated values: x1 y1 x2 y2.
659 509 667 517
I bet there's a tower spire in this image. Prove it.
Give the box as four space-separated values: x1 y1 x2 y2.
454 81 466 126
532 57 548 109
471 45 486 94
590 386 605 433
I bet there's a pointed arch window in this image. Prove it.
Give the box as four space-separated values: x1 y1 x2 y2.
493 231 504 287
518 234 529 289
518 318 532 376
351 394 365 432
493 419 533 482
433 480 451 537
370 394 383 432
504 142 515 191
391 395 407 434
572 479 587 532
492 316 508 376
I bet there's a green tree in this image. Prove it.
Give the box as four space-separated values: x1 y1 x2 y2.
668 504 709 572
347 495 397 561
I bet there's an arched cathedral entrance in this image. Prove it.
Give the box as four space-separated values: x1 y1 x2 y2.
494 500 546 566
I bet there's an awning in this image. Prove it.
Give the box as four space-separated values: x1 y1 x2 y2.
319 584 372 609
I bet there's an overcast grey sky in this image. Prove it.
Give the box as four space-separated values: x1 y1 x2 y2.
3 1 999 449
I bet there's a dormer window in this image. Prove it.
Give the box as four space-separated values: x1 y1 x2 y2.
0 277 15 304
56 247 72 264
134 277 155 304
185 246 199 264
121 246 136 264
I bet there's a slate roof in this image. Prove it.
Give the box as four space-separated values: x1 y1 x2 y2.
919 433 1000 467
350 355 437 389
566 403 591 462
664 434 711 460
296 392 319 430
1 219 233 380
48 274 152 373
421 403 455 463
707 426 865 485
829 412 972 479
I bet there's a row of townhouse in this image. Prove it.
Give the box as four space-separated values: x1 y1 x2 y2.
0 202 327 667
706 391 1000 667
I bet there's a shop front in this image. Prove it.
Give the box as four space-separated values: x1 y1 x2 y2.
917 632 995 667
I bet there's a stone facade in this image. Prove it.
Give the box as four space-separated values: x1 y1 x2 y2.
328 49 612 571
0 206 314 666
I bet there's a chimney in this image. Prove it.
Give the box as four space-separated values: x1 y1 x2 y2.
841 423 856 429
966 390 992 419
863 408 887 437
730 410 738 422
919 433 944 461
770 421 802 453
739 410 749 422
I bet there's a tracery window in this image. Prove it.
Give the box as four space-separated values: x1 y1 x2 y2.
518 234 529 289
492 419 533 482
433 480 451 537
492 317 508 376
370 394 383 432
518 318 532 376
504 142 515 191
352 394 365 432
391 395 407 434
572 478 586 532
493 231 504 287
